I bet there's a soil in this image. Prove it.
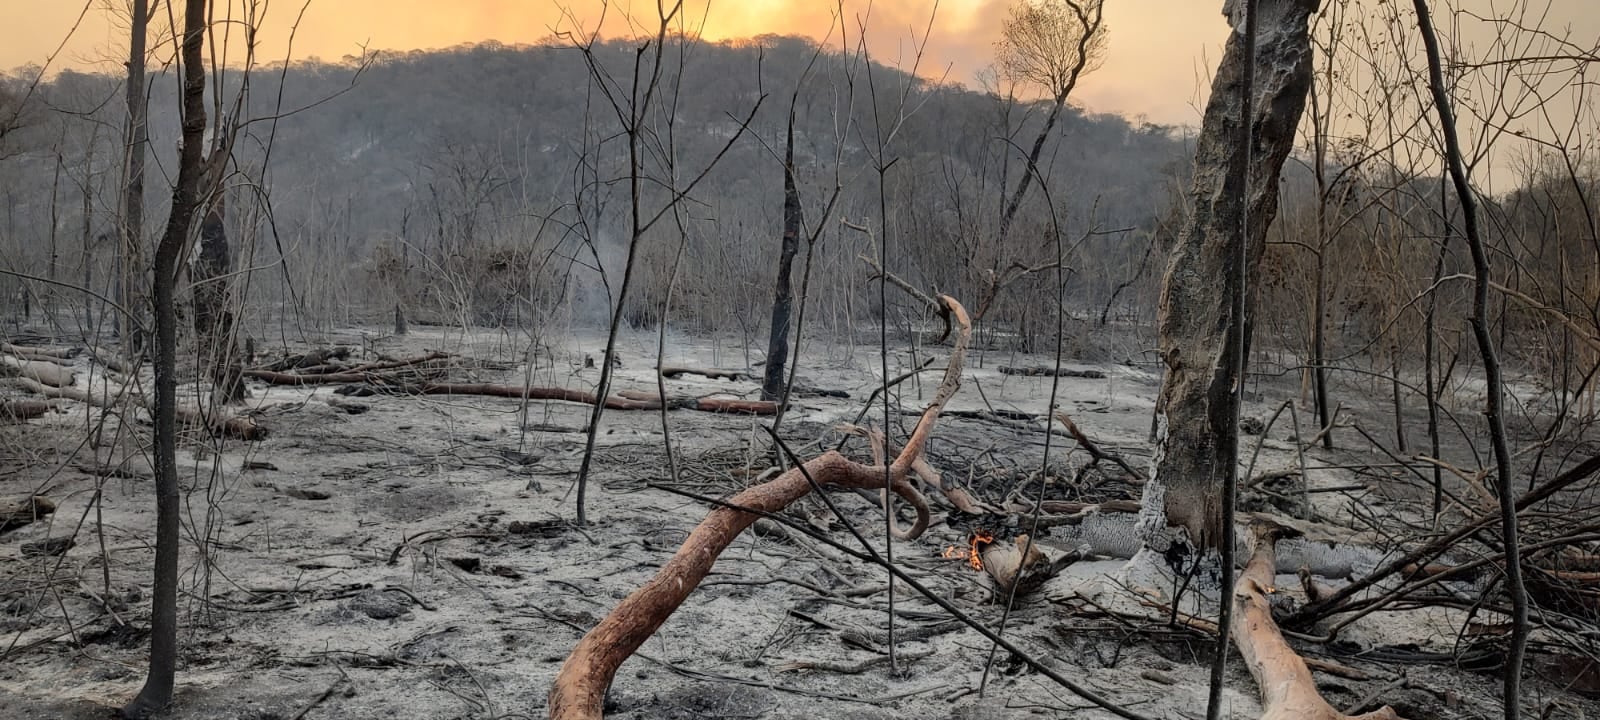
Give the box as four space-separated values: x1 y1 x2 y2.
1 324 1594 719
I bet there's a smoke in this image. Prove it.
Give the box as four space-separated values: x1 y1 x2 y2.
9 0 1226 126
569 230 627 327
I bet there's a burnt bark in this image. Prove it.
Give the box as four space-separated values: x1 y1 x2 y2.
192 188 245 403
123 1 207 716
762 104 803 401
996 0 1104 244
120 0 149 352
1411 2 1528 716
1148 0 1318 549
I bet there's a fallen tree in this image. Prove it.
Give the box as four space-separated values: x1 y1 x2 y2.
14 377 263 441
0 495 56 534
1233 519 1406 720
999 365 1106 379
1 355 77 388
1 399 49 422
248 365 779 415
659 365 752 381
547 295 970 720
0 342 75 361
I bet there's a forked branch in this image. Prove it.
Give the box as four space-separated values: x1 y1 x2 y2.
547 296 972 720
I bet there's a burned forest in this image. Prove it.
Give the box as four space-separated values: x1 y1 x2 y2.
2 1 1600 719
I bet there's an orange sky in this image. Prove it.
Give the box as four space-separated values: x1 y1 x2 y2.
4 0 1231 126
5 0 1595 142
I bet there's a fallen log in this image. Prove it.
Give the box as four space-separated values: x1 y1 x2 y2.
246 368 378 385
1 355 77 388
257 345 351 371
250 371 780 415
1287 452 1600 626
1234 519 1405 720
548 452 930 720
1 399 49 421
254 351 457 381
14 377 263 441
978 533 1049 596
999 365 1107 379
2 348 74 366
1046 503 1391 580
0 495 56 535
659 366 752 381
0 342 75 359
346 351 451 373
548 295 970 720
89 345 137 375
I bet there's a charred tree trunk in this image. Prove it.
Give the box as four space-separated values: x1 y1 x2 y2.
762 106 803 401
1411 1 1528 716
80 138 96 330
120 0 149 352
192 187 245 404
1146 0 1318 549
123 1 207 716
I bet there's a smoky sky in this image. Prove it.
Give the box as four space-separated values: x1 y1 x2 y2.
8 0 1595 165
7 0 1230 126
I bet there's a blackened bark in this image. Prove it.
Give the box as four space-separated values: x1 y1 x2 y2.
122 1 206 716
120 0 149 352
1411 2 1528 716
762 108 803 401
1147 0 1319 549
193 188 245 403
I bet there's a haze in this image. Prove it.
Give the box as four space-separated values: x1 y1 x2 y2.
6 1 1229 126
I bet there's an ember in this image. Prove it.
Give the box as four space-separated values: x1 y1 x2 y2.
942 530 995 571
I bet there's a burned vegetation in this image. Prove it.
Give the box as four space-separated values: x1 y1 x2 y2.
4 1 1600 720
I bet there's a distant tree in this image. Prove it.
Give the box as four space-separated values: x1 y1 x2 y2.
994 0 1106 240
0 70 37 162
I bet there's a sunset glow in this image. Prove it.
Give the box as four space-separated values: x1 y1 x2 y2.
3 0 1232 126
5 1 1595 131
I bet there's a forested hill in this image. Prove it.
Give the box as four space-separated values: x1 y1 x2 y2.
2 36 1191 333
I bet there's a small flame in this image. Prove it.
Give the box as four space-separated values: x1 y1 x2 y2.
942 530 996 572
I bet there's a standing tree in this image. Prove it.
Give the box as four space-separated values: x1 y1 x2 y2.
1411 2 1528 716
122 0 209 715
191 176 246 403
994 0 1106 242
761 61 814 401
1142 0 1318 550
119 0 152 353
760 104 804 402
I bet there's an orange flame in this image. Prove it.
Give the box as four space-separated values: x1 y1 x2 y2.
942 530 995 572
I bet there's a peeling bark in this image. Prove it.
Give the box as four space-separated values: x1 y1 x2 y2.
1233 520 1405 720
1148 0 1319 549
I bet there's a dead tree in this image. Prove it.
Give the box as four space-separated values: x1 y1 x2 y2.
123 1 208 715
191 181 246 403
548 296 970 720
1146 0 1319 549
1233 520 1406 720
1411 1 1529 716
761 87 804 401
994 0 1107 242
119 0 151 351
